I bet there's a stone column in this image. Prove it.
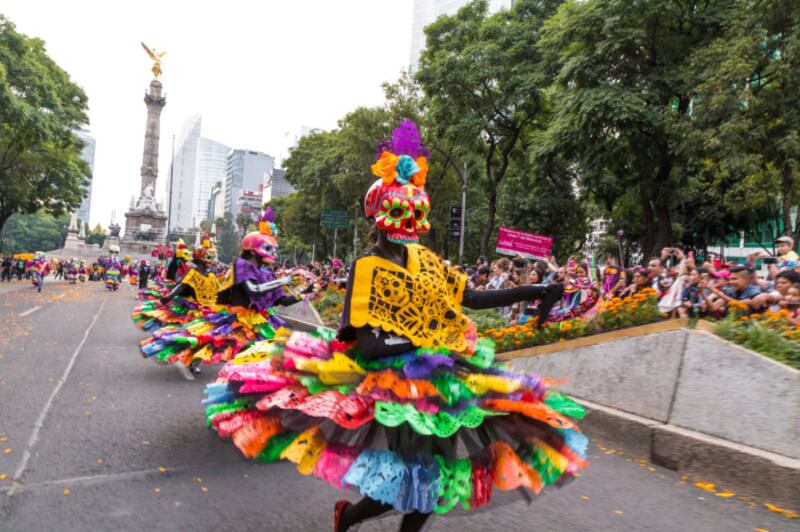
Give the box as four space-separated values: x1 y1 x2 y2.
140 80 166 196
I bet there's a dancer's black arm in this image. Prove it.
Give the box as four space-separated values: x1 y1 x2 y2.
243 280 301 306
461 284 553 310
159 282 191 304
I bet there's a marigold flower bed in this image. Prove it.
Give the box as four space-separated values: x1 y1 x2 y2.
482 288 663 353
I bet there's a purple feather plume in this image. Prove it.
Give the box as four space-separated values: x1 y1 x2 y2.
260 207 276 223
391 119 429 159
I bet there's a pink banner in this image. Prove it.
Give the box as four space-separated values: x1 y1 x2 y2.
496 226 553 259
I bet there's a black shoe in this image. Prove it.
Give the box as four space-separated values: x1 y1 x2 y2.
190 365 202 375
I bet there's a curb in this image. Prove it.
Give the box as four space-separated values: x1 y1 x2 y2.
578 398 800 509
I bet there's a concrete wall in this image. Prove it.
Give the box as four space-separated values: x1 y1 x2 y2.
511 329 800 461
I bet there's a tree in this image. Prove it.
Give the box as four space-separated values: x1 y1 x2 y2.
85 223 106 247
0 16 91 234
218 212 240 264
689 0 800 248
199 219 213 232
416 0 559 257
539 0 733 258
235 211 254 233
2 211 69 253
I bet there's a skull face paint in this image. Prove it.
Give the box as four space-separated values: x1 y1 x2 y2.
373 182 431 244
242 232 278 264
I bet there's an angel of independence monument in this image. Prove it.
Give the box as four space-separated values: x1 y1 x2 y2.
121 42 168 255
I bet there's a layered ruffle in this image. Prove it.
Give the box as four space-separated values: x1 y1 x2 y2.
204 329 588 514
140 306 285 367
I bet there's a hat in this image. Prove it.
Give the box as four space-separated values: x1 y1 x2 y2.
775 235 794 246
711 270 730 279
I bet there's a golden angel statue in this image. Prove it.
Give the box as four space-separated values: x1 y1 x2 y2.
141 42 167 79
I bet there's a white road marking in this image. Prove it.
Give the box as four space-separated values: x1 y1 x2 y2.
8 295 107 496
0 460 237 495
18 306 41 317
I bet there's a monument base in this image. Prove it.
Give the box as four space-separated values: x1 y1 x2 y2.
124 209 167 242
48 233 102 260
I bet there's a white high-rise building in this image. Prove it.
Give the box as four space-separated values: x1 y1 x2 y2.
167 115 230 232
75 129 95 224
409 0 513 72
195 138 230 224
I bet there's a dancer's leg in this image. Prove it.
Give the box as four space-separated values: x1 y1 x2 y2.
399 512 431 532
336 497 392 532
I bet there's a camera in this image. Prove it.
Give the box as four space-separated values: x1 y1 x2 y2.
762 257 778 265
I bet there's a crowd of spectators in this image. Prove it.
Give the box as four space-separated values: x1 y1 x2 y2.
460 235 800 326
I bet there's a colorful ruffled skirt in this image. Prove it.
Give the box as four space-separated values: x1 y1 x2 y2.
140 305 286 367
203 330 588 515
132 296 200 333
105 275 120 291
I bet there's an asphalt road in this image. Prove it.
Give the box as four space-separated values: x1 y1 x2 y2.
0 279 794 531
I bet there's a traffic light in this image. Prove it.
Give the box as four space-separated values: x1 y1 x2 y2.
449 206 462 239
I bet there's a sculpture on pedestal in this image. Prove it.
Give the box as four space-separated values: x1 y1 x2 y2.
123 42 168 248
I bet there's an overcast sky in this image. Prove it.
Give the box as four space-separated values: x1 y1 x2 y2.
3 0 413 227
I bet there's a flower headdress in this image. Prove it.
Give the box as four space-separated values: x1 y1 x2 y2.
370 119 430 188
258 206 278 237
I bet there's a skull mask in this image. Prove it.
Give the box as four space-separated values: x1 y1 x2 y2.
365 179 431 244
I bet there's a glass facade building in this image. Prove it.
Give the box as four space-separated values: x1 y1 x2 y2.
262 168 295 203
225 149 274 217
75 129 96 224
167 115 230 231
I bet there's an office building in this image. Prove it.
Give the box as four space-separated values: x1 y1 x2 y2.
236 190 264 224
75 129 96 224
225 149 274 217
262 168 295 203
409 0 513 72
195 138 230 223
207 181 225 222
167 115 230 232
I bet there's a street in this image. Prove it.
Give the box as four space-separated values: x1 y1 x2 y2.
0 281 793 531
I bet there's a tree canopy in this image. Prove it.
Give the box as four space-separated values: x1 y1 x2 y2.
0 16 91 235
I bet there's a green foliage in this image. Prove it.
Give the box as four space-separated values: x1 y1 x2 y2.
462 308 506 333
310 286 345 327
416 0 560 257
715 319 800 370
0 16 91 234
85 223 106 247
218 211 240 264
1 211 69 253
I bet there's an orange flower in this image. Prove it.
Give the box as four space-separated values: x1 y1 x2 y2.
740 316 749 321
412 156 428 187
371 152 398 183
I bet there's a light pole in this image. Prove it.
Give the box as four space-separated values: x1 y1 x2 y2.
458 162 467 266
166 133 175 243
428 145 469 266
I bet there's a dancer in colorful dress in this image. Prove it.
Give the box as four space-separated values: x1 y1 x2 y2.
139 222 305 377
65 258 79 285
30 252 49 292
78 260 88 282
105 259 121 291
203 121 585 532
